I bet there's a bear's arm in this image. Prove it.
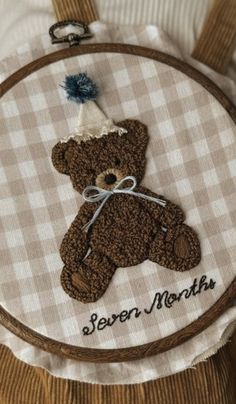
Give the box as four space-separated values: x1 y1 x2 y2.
136 186 185 226
60 202 98 266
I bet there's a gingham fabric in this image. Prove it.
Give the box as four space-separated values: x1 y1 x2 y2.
0 23 235 384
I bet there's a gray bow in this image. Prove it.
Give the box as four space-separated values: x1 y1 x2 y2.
82 176 166 232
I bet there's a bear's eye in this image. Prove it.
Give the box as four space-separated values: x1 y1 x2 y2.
114 158 121 166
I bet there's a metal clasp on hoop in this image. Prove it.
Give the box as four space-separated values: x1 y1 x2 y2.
49 20 93 47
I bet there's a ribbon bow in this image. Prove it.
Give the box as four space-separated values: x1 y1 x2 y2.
82 176 166 232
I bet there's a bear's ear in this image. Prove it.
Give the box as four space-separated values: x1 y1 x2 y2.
117 119 149 153
51 141 72 175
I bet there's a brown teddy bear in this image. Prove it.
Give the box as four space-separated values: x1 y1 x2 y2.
52 118 201 304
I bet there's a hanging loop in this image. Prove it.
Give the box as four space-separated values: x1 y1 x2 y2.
49 20 93 47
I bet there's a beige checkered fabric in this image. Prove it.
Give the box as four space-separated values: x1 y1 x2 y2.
0 24 235 384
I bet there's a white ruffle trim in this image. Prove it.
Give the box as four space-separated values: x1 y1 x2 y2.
60 119 128 144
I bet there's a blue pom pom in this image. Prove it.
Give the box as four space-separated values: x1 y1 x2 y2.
62 73 98 104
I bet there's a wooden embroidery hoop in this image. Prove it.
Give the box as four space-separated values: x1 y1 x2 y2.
0 43 236 363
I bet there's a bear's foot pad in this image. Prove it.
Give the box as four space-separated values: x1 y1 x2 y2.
60 252 117 303
149 224 201 271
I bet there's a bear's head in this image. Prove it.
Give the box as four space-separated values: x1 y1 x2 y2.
51 119 149 193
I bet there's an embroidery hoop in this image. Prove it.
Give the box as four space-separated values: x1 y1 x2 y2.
0 43 235 363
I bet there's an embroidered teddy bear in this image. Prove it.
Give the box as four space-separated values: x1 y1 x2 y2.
52 118 201 303
51 73 201 303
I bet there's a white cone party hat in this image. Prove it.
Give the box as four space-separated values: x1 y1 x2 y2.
60 73 127 143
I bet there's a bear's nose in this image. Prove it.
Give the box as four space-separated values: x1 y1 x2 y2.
104 173 117 185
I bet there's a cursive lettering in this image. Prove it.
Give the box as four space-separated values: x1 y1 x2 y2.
82 307 141 336
82 275 216 336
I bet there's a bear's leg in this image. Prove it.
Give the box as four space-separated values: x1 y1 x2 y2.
148 224 201 271
61 251 117 303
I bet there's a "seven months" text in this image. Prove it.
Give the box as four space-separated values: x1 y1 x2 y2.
82 275 216 336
